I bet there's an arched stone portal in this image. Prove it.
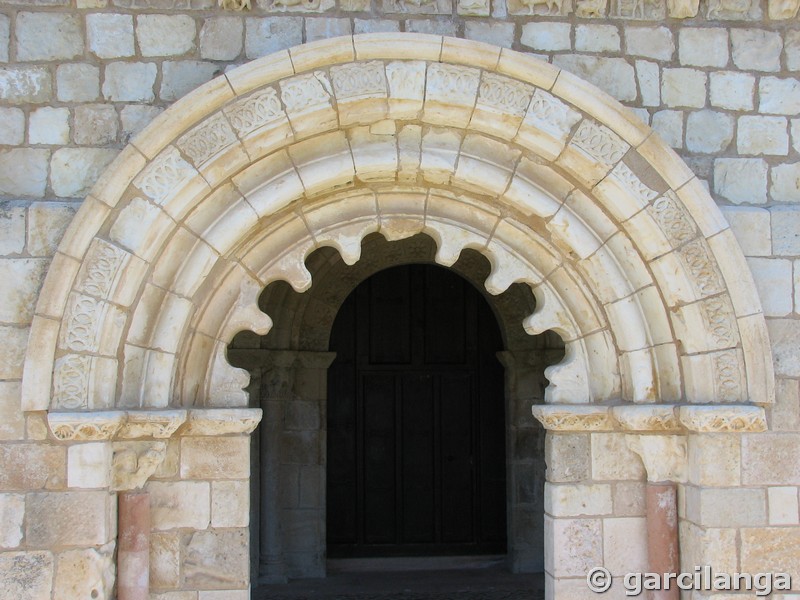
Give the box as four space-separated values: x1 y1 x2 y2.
21 34 774 598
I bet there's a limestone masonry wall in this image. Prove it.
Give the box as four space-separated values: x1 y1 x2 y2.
0 1 799 599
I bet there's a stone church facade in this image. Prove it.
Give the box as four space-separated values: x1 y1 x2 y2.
0 0 799 598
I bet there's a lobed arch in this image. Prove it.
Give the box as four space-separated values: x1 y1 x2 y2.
21 33 775 423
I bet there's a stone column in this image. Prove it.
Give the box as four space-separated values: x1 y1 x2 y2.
118 490 150 600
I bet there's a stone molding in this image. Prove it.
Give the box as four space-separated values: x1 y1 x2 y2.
20 34 774 419
47 408 263 441
532 403 767 433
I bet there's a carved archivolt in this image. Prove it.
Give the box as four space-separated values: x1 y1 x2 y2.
21 35 773 422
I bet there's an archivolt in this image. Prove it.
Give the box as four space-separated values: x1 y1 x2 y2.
22 34 774 413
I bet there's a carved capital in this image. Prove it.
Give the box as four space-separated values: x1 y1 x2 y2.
49 411 126 441
111 441 167 491
678 405 767 432
532 405 614 431
626 434 688 483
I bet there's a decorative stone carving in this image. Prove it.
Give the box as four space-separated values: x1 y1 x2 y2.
612 405 682 432
48 411 126 441
768 0 800 17
331 62 387 101
508 0 567 14
699 295 738 349
651 191 697 248
61 294 103 353
478 73 533 117
713 349 744 402
116 410 187 439
524 89 581 141
678 405 767 432
382 0 451 13
180 408 263 436
666 0 699 16
279 72 333 115
224 88 285 138
613 0 665 18
133 146 195 206
532 405 614 431
111 441 167 491
219 0 252 8
610 163 658 205
76 240 127 300
458 0 490 15
176 113 238 167
269 0 333 10
53 354 91 410
571 120 629 167
678 239 725 298
706 0 752 18
426 63 481 106
626 435 687 483
575 0 608 16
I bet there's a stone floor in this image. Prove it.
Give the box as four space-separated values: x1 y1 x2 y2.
253 563 545 600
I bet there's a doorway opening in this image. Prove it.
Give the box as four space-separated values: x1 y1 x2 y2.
228 233 564 587
327 264 507 559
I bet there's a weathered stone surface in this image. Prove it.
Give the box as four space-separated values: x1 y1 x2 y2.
151 531 181 589
553 55 636 102
0 67 52 104
521 22 571 51
212 480 249 527
731 28 782 72
545 433 590 482
180 436 249 479
0 552 54 600
57 63 100 102
686 486 766 527
574 24 619 53
354 18 400 33
87 13 135 59
738 115 788 156
0 493 24 547
625 26 674 61
0 325 27 379
148 481 210 530
635 60 659 107
160 61 219 101
0 382 25 440
661 68 706 108
29 107 70 145
406 19 457 35
137 14 196 57
16 12 83 61
651 110 683 149
0 149 48 197
183 529 249 589
591 432 645 480
787 29 800 71
74 104 119 146
545 483 612 516
54 544 115 600
465 21 514 48
743 432 800 484
768 487 799 525
741 527 800 579
713 158 768 204
687 433 740 487
678 27 728 68
771 206 800 255
245 17 303 59
0 14 8 63
50 148 118 198
679 522 737 574
709 70 755 111
200 16 243 61
0 259 48 323
305 18 352 42
0 443 65 490
121 105 164 142
68 442 113 489
769 319 800 377
719 206 770 256
772 378 800 432
685 110 733 153
760 77 800 116
102 62 157 102
0 204 24 255
0 107 24 145
26 491 113 546
548 517 602 578
27 202 76 257
603 517 647 575
771 163 800 204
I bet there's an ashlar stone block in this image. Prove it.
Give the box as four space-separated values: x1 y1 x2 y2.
103 62 157 102
27 201 77 257
720 207 770 256
200 17 243 61
160 61 219 102
74 104 119 146
521 22 571 51
0 382 25 441
771 206 800 255
57 64 100 102
180 436 249 480
0 258 48 323
0 552 54 600
0 493 24 548
54 544 115 600
768 487 800 525
741 527 800 580
685 110 733 153
0 66 52 104
183 529 249 589
0 149 49 197
661 68 706 108
87 13 135 59
0 204 25 256
771 163 800 203
0 325 28 379
709 70 754 112
245 17 303 59
738 116 789 156
678 28 728 68
29 107 70 145
760 77 800 116
50 148 118 198
26 491 114 547
0 107 24 145
625 26 674 61
651 110 683 149
465 21 514 48
713 158 768 204
212 480 249 527
16 12 83 61
148 481 210 530
731 29 782 72
743 432 800 484
552 55 636 102
0 14 8 63
137 14 196 57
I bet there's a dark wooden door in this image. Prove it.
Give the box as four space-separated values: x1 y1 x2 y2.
327 264 507 558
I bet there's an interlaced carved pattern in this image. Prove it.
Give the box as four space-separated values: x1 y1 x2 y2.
133 146 195 205
714 350 743 402
678 239 725 297
224 88 285 137
611 162 658 203
571 119 629 166
63 295 102 353
331 62 387 100
77 241 126 300
427 63 481 103
280 72 333 114
701 296 738 348
478 73 533 117
652 191 696 247
177 113 238 166
53 354 91 409
524 89 581 138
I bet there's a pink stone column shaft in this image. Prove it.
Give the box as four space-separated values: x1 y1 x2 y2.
646 483 680 600
118 490 150 600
